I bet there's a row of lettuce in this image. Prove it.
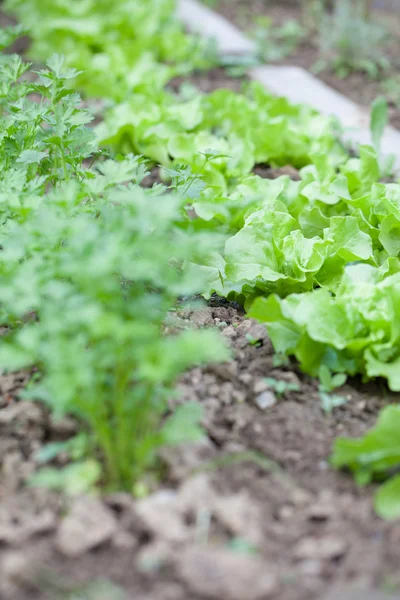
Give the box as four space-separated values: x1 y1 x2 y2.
2 0 400 516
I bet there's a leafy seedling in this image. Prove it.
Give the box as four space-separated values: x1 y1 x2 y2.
318 366 348 413
272 353 290 368
246 333 263 347
319 365 347 393
264 377 300 398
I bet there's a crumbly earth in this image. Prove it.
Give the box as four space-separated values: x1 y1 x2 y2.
214 0 400 130
1 301 400 600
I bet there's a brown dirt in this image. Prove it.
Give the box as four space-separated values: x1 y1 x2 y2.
213 0 400 130
1 303 400 600
168 66 247 94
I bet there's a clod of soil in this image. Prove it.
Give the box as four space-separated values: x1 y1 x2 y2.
1 303 400 600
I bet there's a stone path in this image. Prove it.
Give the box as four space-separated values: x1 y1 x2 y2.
178 0 400 167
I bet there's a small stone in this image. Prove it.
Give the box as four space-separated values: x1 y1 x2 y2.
254 391 277 410
237 321 267 341
253 379 269 394
56 497 117 557
298 559 323 577
136 540 172 573
0 402 43 426
307 493 336 521
206 362 237 380
190 308 214 327
291 488 312 506
135 490 188 543
232 389 246 404
278 505 294 520
178 474 215 514
112 530 137 550
1 550 38 593
222 325 237 339
239 374 253 385
294 535 347 561
213 493 262 546
177 547 278 600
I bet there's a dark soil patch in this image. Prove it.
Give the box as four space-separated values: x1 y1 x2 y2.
253 164 301 180
213 0 400 130
168 66 247 94
1 304 400 600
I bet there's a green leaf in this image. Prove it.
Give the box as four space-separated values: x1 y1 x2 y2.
375 475 400 520
16 150 47 164
162 402 205 446
320 391 348 413
29 460 102 495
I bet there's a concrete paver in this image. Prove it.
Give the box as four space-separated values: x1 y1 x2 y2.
177 0 255 54
178 0 400 167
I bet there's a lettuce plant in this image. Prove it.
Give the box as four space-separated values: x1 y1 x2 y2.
5 0 216 100
249 262 400 391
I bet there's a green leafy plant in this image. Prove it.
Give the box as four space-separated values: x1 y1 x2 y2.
302 0 327 31
319 365 347 392
0 179 229 492
264 377 300 397
251 16 306 63
315 0 391 78
318 365 348 413
249 262 400 392
5 0 216 101
332 405 400 519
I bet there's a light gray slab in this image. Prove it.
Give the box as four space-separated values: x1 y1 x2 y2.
178 0 400 167
177 0 255 54
250 65 364 125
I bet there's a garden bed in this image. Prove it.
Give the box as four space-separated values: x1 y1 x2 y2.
213 0 400 129
1 304 400 600
1 2 400 600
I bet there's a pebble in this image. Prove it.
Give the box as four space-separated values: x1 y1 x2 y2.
55 497 117 557
298 559 323 577
294 535 347 561
222 325 237 339
190 308 214 327
254 391 277 410
177 547 278 600
253 379 269 394
135 490 189 543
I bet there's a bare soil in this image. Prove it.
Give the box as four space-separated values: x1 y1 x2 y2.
1 302 400 600
213 0 400 130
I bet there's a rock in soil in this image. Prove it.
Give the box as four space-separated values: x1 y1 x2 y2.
55 497 117 557
134 490 189 543
176 546 278 600
294 535 348 561
254 390 278 410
